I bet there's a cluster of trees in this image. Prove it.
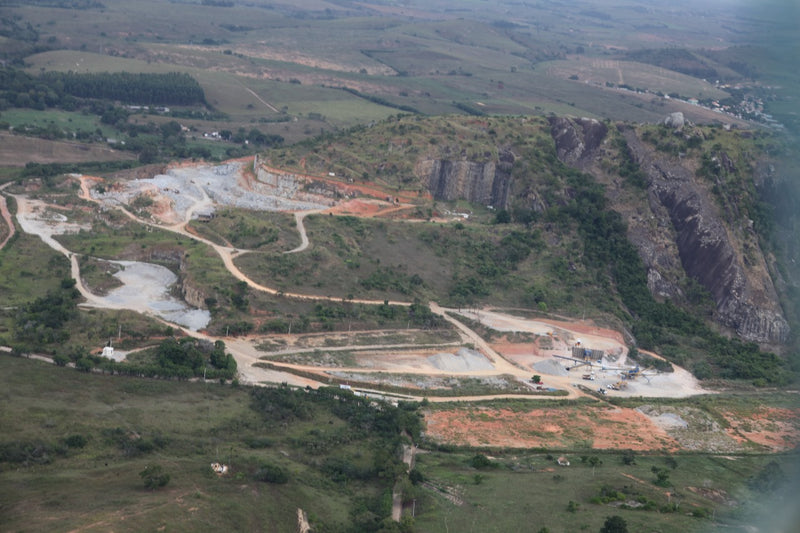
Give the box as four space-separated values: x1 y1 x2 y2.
0 68 205 110
47 337 237 381
154 337 237 379
14 279 80 345
336 85 420 114
40 71 205 106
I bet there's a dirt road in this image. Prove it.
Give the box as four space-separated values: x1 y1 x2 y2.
284 209 324 254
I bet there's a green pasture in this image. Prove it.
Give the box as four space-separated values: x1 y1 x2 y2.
24 49 397 128
187 208 299 251
0 108 123 139
0 230 70 307
0 356 376 532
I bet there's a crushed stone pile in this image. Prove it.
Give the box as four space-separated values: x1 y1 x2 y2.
532 358 569 376
428 348 494 372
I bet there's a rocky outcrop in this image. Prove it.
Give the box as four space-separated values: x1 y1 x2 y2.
416 149 515 208
181 281 207 310
548 116 608 167
622 129 789 344
663 112 685 129
549 116 789 344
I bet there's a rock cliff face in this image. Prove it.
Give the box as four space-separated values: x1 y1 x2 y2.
623 130 789 344
549 117 789 345
416 148 515 208
549 116 608 167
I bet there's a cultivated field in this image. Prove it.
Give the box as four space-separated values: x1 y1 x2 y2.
0 133 135 167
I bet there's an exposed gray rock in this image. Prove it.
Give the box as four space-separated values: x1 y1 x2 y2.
548 116 608 166
549 116 789 345
664 112 685 129
623 130 789 344
417 148 515 208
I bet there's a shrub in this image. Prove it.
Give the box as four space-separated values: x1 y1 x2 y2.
63 434 88 449
255 463 289 484
139 464 170 490
470 453 493 469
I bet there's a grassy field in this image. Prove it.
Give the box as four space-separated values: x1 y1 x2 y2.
412 449 800 533
232 206 613 317
0 229 70 307
0 355 386 532
187 207 299 251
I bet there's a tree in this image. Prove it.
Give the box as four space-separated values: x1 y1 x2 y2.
470 453 493 469
139 464 170 490
621 450 636 465
652 466 670 487
255 463 289 484
567 500 579 512
600 515 628 533
494 209 511 224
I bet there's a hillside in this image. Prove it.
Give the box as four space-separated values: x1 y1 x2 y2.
252 116 795 382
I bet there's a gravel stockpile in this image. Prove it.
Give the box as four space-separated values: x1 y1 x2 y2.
532 358 569 376
428 348 494 372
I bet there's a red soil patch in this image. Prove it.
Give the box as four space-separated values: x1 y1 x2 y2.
720 407 800 452
327 199 394 217
258 163 429 204
490 339 535 357
425 406 680 451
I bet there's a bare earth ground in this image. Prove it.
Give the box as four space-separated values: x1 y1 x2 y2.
425 406 680 451
424 404 800 453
